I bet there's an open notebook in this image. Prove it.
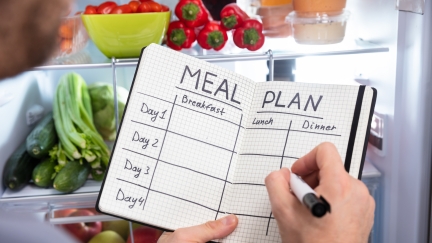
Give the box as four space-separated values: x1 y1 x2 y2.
97 44 376 242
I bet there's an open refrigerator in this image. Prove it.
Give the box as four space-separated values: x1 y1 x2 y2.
0 0 431 242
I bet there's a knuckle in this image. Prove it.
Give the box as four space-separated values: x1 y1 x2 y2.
204 220 219 232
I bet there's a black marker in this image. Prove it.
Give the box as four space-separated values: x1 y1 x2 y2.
290 170 331 217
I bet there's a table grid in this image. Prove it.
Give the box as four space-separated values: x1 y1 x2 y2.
215 114 243 220
142 95 178 210
113 90 298 221
266 120 292 235
112 90 270 218
106 90 363 242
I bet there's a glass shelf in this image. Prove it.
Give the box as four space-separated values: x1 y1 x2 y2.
0 160 381 214
33 38 389 71
0 180 101 207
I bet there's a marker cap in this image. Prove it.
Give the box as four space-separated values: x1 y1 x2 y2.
303 193 331 217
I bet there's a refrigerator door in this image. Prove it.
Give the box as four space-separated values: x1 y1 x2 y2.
293 0 432 242
390 1 432 243
359 0 432 242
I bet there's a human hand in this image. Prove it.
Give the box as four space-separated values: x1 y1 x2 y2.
157 214 238 243
265 142 375 243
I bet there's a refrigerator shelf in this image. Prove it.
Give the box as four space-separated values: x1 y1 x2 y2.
0 161 381 214
0 180 100 213
33 38 389 71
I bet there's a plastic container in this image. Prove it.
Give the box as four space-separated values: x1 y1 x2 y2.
292 0 346 15
287 10 350 45
52 15 89 60
256 2 293 38
261 0 292 6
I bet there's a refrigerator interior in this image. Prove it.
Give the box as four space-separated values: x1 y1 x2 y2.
2 0 430 242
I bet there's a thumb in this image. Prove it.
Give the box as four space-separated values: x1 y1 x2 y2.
159 214 238 243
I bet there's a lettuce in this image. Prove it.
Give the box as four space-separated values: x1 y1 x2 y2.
88 83 128 141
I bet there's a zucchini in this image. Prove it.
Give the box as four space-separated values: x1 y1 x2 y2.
53 161 90 193
26 112 58 159
3 143 38 191
32 158 56 188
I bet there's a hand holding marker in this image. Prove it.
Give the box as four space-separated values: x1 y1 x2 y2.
289 170 330 217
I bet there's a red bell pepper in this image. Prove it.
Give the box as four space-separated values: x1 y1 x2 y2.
197 22 228 51
166 21 196 51
220 3 249 30
233 19 265 51
175 0 210 28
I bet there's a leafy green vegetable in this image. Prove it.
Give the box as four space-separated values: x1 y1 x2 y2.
50 73 110 183
88 82 128 141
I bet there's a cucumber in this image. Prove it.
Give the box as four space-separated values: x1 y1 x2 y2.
32 158 56 188
26 112 58 159
91 168 105 181
53 161 90 193
3 143 38 191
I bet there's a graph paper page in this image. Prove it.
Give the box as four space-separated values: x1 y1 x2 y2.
224 81 374 243
97 44 255 231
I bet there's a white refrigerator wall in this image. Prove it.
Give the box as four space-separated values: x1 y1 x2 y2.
0 72 52 197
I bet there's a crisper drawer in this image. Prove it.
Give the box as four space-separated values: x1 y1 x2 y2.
361 160 382 243
0 197 164 243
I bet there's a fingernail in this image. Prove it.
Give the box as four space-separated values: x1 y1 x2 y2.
221 214 236 226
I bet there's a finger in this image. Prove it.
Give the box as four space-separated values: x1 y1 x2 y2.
297 170 319 188
171 214 238 242
265 168 301 216
291 142 346 185
157 232 172 242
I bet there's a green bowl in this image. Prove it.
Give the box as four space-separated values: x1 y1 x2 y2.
81 12 170 58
